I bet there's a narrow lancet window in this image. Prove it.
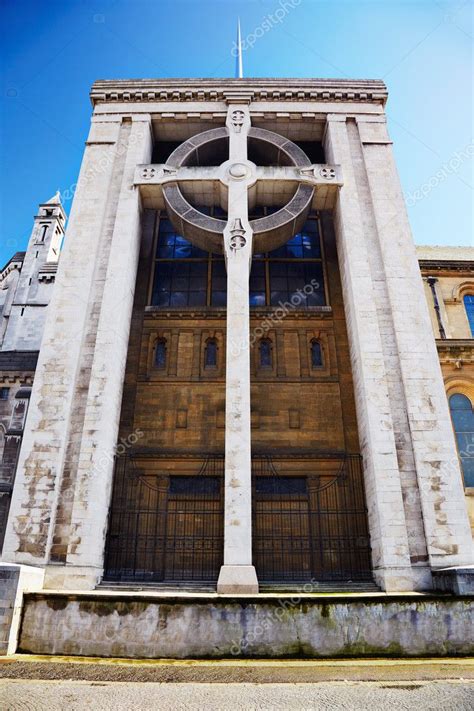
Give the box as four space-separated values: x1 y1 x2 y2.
259 338 273 368
205 338 218 368
155 339 167 369
311 340 323 368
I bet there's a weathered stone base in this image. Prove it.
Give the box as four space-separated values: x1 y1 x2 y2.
43 565 102 591
18 591 474 659
217 565 259 594
432 566 474 595
0 564 44 656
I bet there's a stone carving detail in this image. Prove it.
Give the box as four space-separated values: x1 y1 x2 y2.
230 110 245 133
320 166 336 180
229 218 247 251
299 167 316 179
141 167 156 180
141 166 177 181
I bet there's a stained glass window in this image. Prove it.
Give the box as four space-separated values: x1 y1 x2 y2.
311 340 323 368
151 212 326 309
464 295 474 336
449 393 474 487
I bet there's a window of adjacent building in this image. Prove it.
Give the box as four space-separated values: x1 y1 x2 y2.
151 212 326 309
449 393 474 487
204 338 218 368
0 388 9 400
259 338 273 368
154 339 167 369
310 340 323 368
464 295 474 336
36 224 48 244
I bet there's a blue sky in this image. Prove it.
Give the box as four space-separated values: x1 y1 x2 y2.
0 0 472 267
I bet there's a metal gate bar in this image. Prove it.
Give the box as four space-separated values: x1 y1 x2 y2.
104 456 224 583
252 454 372 584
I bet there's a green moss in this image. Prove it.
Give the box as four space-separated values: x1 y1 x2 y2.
46 598 68 611
78 601 115 617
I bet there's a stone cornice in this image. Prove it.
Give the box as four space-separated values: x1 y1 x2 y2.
144 306 333 320
0 258 23 283
0 374 34 385
436 339 474 362
419 260 474 274
90 78 388 108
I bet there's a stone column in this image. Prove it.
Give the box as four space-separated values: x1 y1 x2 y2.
2 116 123 570
324 116 414 591
217 106 258 593
55 116 153 588
357 117 474 574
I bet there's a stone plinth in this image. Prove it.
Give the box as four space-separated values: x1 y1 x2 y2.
432 566 474 595
0 564 44 655
18 590 474 659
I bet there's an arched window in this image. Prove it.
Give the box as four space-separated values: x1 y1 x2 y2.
259 338 273 368
205 338 218 368
463 295 474 336
449 393 474 487
310 339 323 368
154 339 167 369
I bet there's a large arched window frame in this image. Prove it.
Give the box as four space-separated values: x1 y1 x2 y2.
449 392 474 488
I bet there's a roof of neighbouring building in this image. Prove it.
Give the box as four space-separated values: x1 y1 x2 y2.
0 351 39 371
416 246 474 261
0 251 25 276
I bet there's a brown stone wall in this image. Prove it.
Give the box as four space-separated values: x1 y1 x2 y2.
116 210 359 457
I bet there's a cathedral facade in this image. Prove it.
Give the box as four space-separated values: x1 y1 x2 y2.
0 79 473 643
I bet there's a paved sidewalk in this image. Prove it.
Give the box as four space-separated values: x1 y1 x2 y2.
1 655 473 683
2 678 474 710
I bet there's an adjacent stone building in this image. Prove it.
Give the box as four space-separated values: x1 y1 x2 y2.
0 77 473 657
418 246 474 533
0 194 64 548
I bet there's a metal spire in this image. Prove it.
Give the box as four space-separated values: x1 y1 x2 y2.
235 18 243 79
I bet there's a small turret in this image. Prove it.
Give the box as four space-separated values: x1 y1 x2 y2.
0 192 66 351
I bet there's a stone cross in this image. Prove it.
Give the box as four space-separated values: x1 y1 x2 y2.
135 104 342 592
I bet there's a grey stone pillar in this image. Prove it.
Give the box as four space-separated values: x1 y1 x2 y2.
356 116 474 573
325 116 414 591
2 116 123 571
2 115 153 591
57 116 153 588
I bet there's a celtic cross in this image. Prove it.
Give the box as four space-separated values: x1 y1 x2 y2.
134 104 342 592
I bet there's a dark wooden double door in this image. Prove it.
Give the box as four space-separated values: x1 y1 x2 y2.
104 456 372 586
